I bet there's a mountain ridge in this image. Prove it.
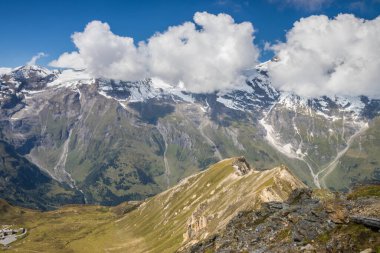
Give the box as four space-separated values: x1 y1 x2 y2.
0 157 308 252
1 158 378 252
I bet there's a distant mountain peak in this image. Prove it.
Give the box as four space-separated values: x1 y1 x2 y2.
12 64 56 79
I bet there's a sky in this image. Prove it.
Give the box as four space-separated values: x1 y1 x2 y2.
1 0 380 97
1 0 379 67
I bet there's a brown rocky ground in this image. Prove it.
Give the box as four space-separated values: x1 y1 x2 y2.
183 185 380 253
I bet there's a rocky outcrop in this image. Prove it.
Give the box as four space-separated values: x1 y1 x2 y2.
183 186 380 253
232 156 252 175
351 216 380 230
183 214 208 242
183 202 210 242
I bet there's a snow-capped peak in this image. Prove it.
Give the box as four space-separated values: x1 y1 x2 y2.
12 65 55 79
0 63 374 122
0 67 12 76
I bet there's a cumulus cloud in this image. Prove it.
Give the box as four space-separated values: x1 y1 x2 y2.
268 0 331 11
27 52 47 65
50 52 86 70
50 12 258 93
267 14 380 98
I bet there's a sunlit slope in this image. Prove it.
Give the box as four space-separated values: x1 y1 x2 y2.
3 158 305 252
0 202 122 252
70 157 305 253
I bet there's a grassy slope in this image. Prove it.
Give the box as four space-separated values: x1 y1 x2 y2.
70 159 305 253
3 158 305 253
65 94 167 204
160 111 218 185
0 141 83 210
326 117 380 190
0 202 118 252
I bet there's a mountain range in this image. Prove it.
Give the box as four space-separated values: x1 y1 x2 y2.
0 62 380 209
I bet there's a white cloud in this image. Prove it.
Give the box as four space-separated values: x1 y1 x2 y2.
50 12 259 93
50 52 86 70
27 52 47 65
267 14 380 98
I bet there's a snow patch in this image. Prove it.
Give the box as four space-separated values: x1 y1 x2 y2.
216 96 245 111
334 96 365 118
0 67 12 76
260 118 297 159
48 69 92 87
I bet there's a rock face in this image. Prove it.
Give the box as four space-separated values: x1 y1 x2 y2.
184 208 208 242
185 189 331 252
351 216 380 229
0 65 58 111
232 156 252 175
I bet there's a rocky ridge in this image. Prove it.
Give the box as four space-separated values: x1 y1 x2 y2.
184 186 380 253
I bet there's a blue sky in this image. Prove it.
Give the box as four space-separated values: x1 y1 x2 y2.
0 0 379 67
